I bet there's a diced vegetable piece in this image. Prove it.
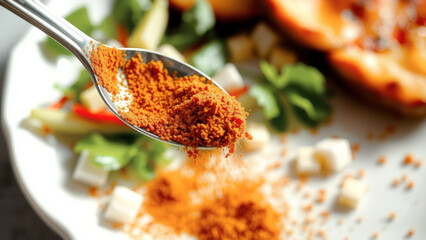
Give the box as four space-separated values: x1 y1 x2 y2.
190 40 227 76
127 0 168 50
106 39 124 48
157 44 186 62
268 46 297 69
104 186 143 224
80 86 107 113
212 63 244 92
30 108 130 135
226 34 255 63
296 146 321 175
74 133 143 171
251 22 279 58
242 123 270 152
338 178 367 209
314 138 352 173
72 150 109 187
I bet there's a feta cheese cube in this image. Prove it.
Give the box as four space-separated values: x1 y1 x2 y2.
106 39 124 48
242 123 270 152
104 186 143 224
268 46 297 69
251 22 279 58
296 147 321 175
314 138 352 173
157 44 186 63
80 85 107 113
338 178 367 209
72 150 109 187
212 63 245 92
227 34 255 63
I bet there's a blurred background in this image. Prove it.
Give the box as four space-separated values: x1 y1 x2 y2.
0 8 60 240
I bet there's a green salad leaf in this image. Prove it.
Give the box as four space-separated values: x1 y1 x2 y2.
249 84 280 120
112 0 151 32
181 0 215 36
45 7 95 56
162 0 215 50
74 133 172 178
190 39 227 76
249 61 332 131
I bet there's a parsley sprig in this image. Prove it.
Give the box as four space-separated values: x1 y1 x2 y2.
249 61 332 132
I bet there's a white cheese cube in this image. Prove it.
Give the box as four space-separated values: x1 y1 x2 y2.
268 46 297 69
80 85 107 113
251 22 279 58
212 63 245 92
314 138 352 173
106 39 124 48
72 150 109 187
227 34 255 63
157 44 186 63
104 186 143 224
242 123 270 152
296 147 321 175
338 178 367 209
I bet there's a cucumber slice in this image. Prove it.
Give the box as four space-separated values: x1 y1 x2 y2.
30 108 131 135
127 0 169 50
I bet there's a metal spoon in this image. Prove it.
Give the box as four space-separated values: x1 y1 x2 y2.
1 0 224 149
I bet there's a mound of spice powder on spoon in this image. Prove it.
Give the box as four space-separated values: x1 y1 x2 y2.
90 44 248 151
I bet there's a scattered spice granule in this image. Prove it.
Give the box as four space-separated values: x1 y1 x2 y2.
316 189 326 203
357 168 365 178
302 204 313 212
401 174 408 181
356 217 363 223
389 212 396 221
88 186 99 197
310 129 318 135
331 134 339 138
366 132 374 140
378 155 387 164
90 43 248 151
385 125 396 134
279 134 286 143
320 211 329 219
351 143 360 159
112 223 123 229
373 232 379 239
407 181 414 189
404 154 413 165
337 218 344 226
392 178 399 187
407 229 414 237
281 148 287 156
317 229 327 239
291 128 299 134
414 160 422 168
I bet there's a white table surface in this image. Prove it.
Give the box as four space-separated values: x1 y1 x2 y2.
0 7 60 240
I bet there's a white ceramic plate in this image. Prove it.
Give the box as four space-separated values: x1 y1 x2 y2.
2 0 426 239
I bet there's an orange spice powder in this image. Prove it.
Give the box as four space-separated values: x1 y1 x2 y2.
90 44 248 150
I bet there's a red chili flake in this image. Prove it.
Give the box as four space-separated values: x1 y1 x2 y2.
244 132 253 140
236 118 243 125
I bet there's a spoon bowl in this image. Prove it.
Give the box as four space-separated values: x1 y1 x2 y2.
1 0 223 149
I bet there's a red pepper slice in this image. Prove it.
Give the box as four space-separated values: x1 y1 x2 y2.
117 24 129 47
72 103 125 125
48 96 70 109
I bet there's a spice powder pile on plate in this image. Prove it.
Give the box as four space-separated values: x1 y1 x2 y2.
90 44 248 150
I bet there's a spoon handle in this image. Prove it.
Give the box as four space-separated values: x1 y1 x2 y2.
0 0 95 69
